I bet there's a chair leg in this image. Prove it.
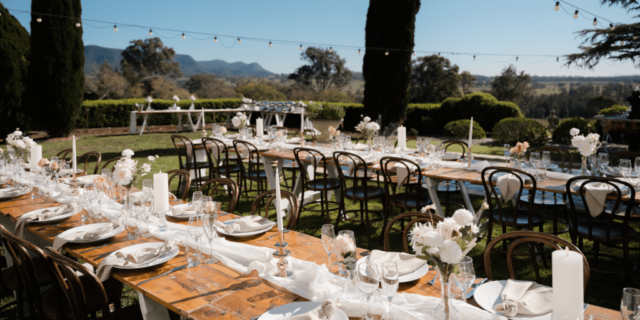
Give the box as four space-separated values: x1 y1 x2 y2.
364 200 372 249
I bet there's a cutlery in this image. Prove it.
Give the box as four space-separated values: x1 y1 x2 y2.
267 229 290 239
426 274 439 286
137 264 188 285
465 278 488 300
93 248 121 261
80 239 129 253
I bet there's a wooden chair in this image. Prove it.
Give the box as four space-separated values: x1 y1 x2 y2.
171 135 209 188
382 211 444 253
56 148 72 161
484 230 590 287
437 140 468 216
609 151 640 166
199 178 240 214
167 169 191 201
566 176 637 282
202 137 242 182
234 140 268 200
44 247 142 320
524 146 574 173
293 148 342 224
100 156 121 172
77 151 102 175
303 129 317 143
250 190 300 230
379 157 431 218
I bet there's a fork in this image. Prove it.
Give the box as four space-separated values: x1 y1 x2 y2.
427 274 439 286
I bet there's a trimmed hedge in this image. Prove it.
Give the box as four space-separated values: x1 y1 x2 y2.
492 117 548 146
443 119 486 139
551 117 596 143
598 105 628 115
437 92 523 135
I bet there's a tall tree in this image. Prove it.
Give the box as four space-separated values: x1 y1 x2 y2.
490 65 533 104
362 0 421 128
289 47 353 94
460 71 477 95
409 55 461 103
185 73 236 98
121 38 181 85
0 3 30 136
85 60 128 100
28 0 84 137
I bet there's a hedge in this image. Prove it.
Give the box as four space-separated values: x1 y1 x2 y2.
443 119 486 139
492 117 548 146
552 117 596 143
437 92 523 134
598 105 628 115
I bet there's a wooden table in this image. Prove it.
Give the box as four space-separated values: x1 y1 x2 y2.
0 192 621 320
129 108 256 135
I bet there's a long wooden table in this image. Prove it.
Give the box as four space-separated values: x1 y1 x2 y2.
0 191 622 319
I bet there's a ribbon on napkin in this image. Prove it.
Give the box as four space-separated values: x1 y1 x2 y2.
15 205 73 238
367 250 426 276
170 205 197 217
493 279 553 317
53 223 117 252
96 240 176 281
281 300 336 320
215 215 275 234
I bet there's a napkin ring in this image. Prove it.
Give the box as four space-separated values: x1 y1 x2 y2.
270 230 292 278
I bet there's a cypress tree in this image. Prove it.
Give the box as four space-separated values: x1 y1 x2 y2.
28 0 84 137
362 0 420 128
0 3 30 136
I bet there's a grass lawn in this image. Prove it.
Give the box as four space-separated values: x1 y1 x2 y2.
1 131 638 314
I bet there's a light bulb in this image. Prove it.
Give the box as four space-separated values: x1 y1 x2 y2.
573 10 579 19
329 47 333 53
238 38 241 44
557 56 559 62
412 51 416 56
610 23 615 31
593 18 597 26
473 55 476 61
358 48 361 54
300 44 303 50
182 33 185 39
37 17 42 23
438 52 441 57
214 36 217 43
149 29 153 36
269 41 272 48
620 41 625 45
634 36 638 40
554 1 560 11
385 51 389 56
516 56 519 62
76 21 81 27
114 25 118 32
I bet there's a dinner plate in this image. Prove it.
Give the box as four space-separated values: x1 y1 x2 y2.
165 203 198 219
64 174 102 186
216 218 275 237
0 186 32 200
475 280 551 319
111 242 180 270
441 153 461 161
56 223 125 244
356 255 429 283
21 205 81 224
257 302 348 320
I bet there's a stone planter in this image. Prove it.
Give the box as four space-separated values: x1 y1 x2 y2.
309 119 341 143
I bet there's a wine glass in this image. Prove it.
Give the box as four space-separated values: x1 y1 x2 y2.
357 262 380 320
621 287 640 320
188 215 205 265
124 208 140 240
619 159 632 182
142 179 153 200
542 151 551 180
599 153 610 176
192 191 203 214
588 153 599 176
345 136 352 150
202 198 220 264
530 152 541 181
381 261 399 320
453 256 476 302
503 144 511 166
321 224 335 273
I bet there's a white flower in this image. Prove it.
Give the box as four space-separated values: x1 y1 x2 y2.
237 112 242 116
112 158 136 186
436 218 462 241
145 96 153 103
426 247 440 255
141 163 151 172
147 156 156 162
470 224 480 234
452 209 474 226
13 129 22 137
332 234 355 255
189 95 196 101
22 137 36 147
365 122 380 131
14 140 26 149
363 116 371 122
172 95 180 102
122 149 134 158
421 204 436 213
439 240 463 264
482 202 490 210
570 128 580 136
231 117 241 127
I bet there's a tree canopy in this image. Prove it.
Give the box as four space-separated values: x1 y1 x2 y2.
289 47 353 94
409 55 461 103
490 65 533 104
121 38 181 84
460 71 477 95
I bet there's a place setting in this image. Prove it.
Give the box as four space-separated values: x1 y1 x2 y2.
96 240 180 282
53 221 125 252
216 215 276 238
14 204 81 238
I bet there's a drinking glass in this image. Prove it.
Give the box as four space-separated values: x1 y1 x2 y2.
345 136 352 150
321 224 335 272
188 215 204 265
384 141 394 154
381 261 400 320
186 239 201 268
599 153 609 176
452 256 476 302
356 262 380 320
635 157 640 178
202 200 220 264
192 191 203 214
588 154 599 176
503 144 511 165
142 179 153 200
619 159 632 182
359 291 384 320
542 151 551 180
530 152 541 181
124 209 140 240
621 287 640 320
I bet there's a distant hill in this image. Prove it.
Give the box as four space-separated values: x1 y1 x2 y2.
84 45 275 77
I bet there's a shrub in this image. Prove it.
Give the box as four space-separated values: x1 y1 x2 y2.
443 120 486 139
492 117 548 146
551 117 596 143
305 102 345 120
437 92 523 134
598 105 628 115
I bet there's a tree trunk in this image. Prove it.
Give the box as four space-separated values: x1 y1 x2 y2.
363 0 420 129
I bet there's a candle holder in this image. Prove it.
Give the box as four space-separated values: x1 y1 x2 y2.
69 172 80 196
270 230 293 278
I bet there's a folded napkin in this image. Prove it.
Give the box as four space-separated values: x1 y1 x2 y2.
287 137 302 144
225 133 240 139
0 186 30 196
572 181 619 217
367 250 426 276
545 171 575 180
170 205 197 217
604 166 622 176
495 173 531 204
282 300 336 320
96 240 176 281
53 223 117 252
215 215 275 234
493 279 553 317
468 161 490 173
353 143 368 151
394 159 425 188
15 205 73 238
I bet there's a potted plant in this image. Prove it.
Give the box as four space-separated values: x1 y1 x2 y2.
306 102 345 143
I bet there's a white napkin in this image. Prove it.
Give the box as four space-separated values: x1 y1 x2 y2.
495 173 531 204
53 223 117 252
0 186 30 196
367 250 426 276
605 166 622 176
96 240 176 281
493 279 553 317
287 137 302 144
468 161 490 172
215 215 275 234
352 143 368 151
170 205 197 217
572 181 615 217
15 205 73 238
281 300 336 320
545 171 575 180
394 160 425 187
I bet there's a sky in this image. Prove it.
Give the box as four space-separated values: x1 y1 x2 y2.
4 0 640 77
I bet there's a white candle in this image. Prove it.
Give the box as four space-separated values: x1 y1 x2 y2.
398 126 406 150
468 117 473 152
552 248 584 319
72 135 77 174
153 171 169 212
30 145 42 172
256 118 264 137
274 167 284 232
202 110 206 130
300 109 305 132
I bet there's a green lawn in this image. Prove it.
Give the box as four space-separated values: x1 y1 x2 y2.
1 131 637 314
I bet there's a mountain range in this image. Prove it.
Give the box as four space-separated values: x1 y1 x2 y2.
84 45 275 77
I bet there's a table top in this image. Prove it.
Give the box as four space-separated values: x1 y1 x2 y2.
0 192 621 320
134 108 255 114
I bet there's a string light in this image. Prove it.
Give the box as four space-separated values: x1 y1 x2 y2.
438 52 441 57
329 47 333 53
214 36 217 43
113 24 117 32
592 18 597 26
238 38 242 44
358 48 361 54
556 56 559 62
554 2 560 11
36 17 42 23
634 36 638 40
516 56 519 62
610 23 615 31
149 29 152 36
473 55 476 61
573 10 579 19
75 20 81 27
269 41 272 47
182 33 185 39
299 44 303 50
385 51 389 56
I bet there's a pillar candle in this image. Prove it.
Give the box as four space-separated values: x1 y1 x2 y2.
30 145 42 172
552 248 584 319
300 109 305 132
274 167 284 232
72 135 77 174
202 110 206 130
398 126 406 150
256 118 264 137
468 117 473 152
153 171 169 212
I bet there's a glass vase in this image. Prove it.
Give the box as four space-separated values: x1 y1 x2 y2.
580 156 590 176
432 265 461 320
367 137 373 155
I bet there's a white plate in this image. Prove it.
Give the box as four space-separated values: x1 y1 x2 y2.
165 204 198 219
110 242 180 270
21 205 81 224
442 153 461 161
357 255 429 283
0 186 32 200
257 302 348 320
64 174 102 186
216 218 274 237
57 223 125 244
474 280 552 319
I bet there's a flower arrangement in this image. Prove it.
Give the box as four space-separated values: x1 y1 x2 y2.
112 149 158 189
570 128 601 157
145 96 153 109
355 115 380 139
171 95 180 109
5 128 37 155
509 141 529 158
37 158 49 168
242 97 253 104
189 95 196 109
332 234 356 272
231 112 248 129
328 126 341 142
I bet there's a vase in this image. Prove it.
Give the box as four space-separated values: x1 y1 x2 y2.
432 265 461 320
338 253 357 277
580 156 590 176
366 137 373 155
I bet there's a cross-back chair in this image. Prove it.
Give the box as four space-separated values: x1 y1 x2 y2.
201 137 242 182
293 147 342 224
234 140 268 200
379 157 431 216
171 135 209 188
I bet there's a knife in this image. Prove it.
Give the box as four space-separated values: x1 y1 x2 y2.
79 239 129 254
137 264 188 285
466 278 488 300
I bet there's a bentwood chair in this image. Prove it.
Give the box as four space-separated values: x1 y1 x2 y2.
303 129 317 143
438 140 468 216
44 247 142 320
202 137 243 182
234 140 268 200
77 151 102 175
251 190 300 230
100 156 121 172
56 149 72 161
609 151 640 166
484 230 590 287
293 148 342 224
171 135 209 188
199 178 240 214
167 169 191 201
333 151 386 248
382 211 444 253
379 157 431 220
566 176 637 283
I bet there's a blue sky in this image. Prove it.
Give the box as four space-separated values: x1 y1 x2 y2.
4 0 639 77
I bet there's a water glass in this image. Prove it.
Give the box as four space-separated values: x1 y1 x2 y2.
452 256 476 302
530 152 541 181
503 144 511 165
202 200 220 264
542 151 551 179
619 159 632 182
124 209 140 240
186 239 201 268
192 191 203 214
188 215 205 262
381 261 400 320
356 262 380 320
321 224 335 272
345 136 352 150
588 154 599 176
341 270 360 301
142 179 153 199
635 157 640 177
621 287 640 320
599 153 610 175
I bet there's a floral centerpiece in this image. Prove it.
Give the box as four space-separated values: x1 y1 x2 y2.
355 115 381 153
570 127 601 175
410 207 479 320
171 95 180 109
189 95 196 109
5 128 37 161
112 149 157 189
328 126 341 142
145 96 153 109
331 233 356 275
509 141 529 169
231 112 248 129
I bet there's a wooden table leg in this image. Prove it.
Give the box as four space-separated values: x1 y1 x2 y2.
458 182 476 216
137 292 170 320
139 114 149 136
424 177 445 216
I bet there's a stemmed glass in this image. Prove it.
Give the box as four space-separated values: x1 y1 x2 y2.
187 215 204 266
588 154 599 176
621 287 640 320
357 262 380 320
321 224 335 273
619 159 632 183
541 151 551 180
381 262 399 320
202 198 220 264
192 191 203 215
124 208 140 240
452 256 476 302
503 144 511 166
530 152 541 181
142 179 153 200
599 153 610 177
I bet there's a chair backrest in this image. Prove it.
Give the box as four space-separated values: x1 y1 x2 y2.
379 156 426 203
0 225 53 319
199 178 240 214
443 140 468 155
233 140 261 176
383 211 444 253
251 190 300 230
202 137 234 179
481 166 538 228
609 151 640 166
526 146 573 173
171 135 195 171
566 176 636 244
56 148 72 161
77 151 102 175
100 156 121 172
484 230 590 287
293 148 333 189
303 129 317 143
44 247 112 320
333 151 374 194
166 169 191 201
